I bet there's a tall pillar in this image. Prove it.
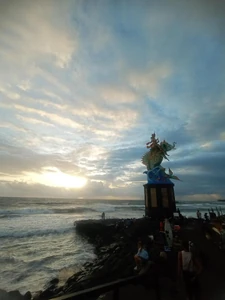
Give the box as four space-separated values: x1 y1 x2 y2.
144 183 176 219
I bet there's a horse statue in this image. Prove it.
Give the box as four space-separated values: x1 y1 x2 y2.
142 133 180 184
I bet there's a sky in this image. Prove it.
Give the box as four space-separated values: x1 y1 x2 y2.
0 0 225 201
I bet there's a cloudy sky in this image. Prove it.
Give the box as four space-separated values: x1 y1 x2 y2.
0 0 224 201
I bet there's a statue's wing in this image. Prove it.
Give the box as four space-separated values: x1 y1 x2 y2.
141 151 149 167
172 175 181 181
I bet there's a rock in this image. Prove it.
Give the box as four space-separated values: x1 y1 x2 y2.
23 291 32 300
8 291 23 300
0 290 27 300
83 262 93 268
0 289 8 300
34 289 55 300
49 278 59 285
55 291 64 297
65 270 83 286
32 291 42 300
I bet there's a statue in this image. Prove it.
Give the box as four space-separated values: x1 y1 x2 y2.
142 133 180 184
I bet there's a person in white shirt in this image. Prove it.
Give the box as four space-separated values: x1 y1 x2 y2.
178 241 202 300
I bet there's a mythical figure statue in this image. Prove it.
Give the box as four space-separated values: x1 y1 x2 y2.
142 133 180 184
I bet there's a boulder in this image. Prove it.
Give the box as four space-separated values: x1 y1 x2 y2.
0 289 32 300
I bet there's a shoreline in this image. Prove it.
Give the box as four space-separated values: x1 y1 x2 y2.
33 217 159 299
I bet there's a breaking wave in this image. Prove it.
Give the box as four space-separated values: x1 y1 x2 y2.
0 226 74 239
0 204 144 217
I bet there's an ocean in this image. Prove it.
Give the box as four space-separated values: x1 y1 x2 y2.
0 197 225 294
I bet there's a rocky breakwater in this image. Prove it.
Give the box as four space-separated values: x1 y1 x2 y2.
0 290 32 300
35 218 159 300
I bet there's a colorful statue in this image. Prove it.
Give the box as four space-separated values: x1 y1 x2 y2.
142 133 180 184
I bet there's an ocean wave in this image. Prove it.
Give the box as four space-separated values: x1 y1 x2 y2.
0 255 24 264
26 251 77 269
0 207 97 216
53 207 96 214
0 208 54 216
90 203 144 213
0 226 74 239
115 205 144 211
0 204 145 217
0 214 9 218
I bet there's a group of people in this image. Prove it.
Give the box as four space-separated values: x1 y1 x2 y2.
197 208 221 221
133 225 203 299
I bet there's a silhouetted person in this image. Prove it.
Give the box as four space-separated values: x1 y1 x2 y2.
204 213 209 221
196 210 201 219
211 209 216 219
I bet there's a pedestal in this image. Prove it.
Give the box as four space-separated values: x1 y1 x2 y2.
144 183 176 219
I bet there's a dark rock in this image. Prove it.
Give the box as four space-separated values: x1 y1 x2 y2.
65 270 83 286
0 289 8 300
32 291 42 300
49 278 59 285
0 290 25 300
23 291 32 300
83 262 93 268
34 288 56 300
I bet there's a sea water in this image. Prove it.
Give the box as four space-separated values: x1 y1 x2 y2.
0 197 224 294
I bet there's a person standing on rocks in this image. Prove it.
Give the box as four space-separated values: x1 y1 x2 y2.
196 210 201 219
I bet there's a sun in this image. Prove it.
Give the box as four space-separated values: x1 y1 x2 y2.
43 171 87 188
26 168 87 189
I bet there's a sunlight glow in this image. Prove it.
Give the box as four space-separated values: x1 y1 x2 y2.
24 168 87 189
42 171 87 188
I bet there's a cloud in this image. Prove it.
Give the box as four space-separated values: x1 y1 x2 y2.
16 115 55 128
0 121 27 133
0 0 225 200
0 0 76 69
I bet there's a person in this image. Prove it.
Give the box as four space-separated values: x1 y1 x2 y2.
101 212 105 220
196 210 201 219
211 209 216 219
177 241 202 300
134 241 149 271
204 212 209 221
159 220 164 232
